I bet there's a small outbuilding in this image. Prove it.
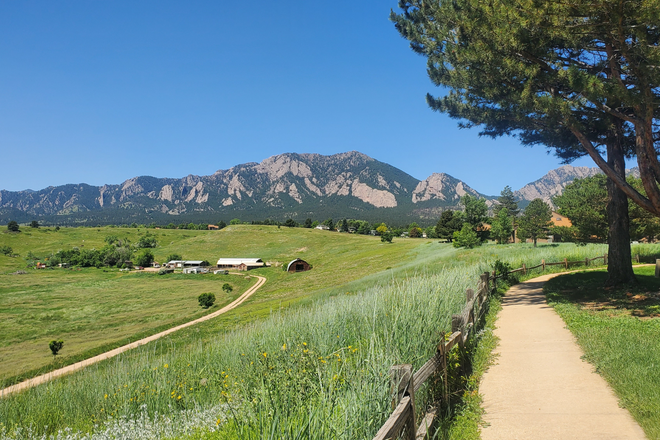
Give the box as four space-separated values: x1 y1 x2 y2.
286 258 311 273
216 258 265 271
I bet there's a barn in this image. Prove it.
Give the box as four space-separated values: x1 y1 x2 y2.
286 258 311 273
216 258 265 271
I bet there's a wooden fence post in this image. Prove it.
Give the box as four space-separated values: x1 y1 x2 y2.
655 260 660 278
585 257 589 267
390 364 416 440
564 258 568 269
439 341 449 409
481 272 490 294
542 259 545 271
636 254 640 263
604 253 608 266
522 263 527 275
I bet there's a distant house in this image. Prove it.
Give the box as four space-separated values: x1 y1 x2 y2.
315 225 330 230
36 262 47 269
151 262 161 268
208 224 219 230
286 258 311 273
216 258 266 271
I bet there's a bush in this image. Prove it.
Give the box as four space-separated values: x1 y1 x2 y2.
7 221 19 232
49 340 64 357
381 231 394 243
198 292 216 308
0 246 12 256
167 253 182 262
222 283 233 293
453 224 481 248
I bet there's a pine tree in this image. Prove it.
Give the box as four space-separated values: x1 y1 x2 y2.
518 199 552 247
495 186 519 217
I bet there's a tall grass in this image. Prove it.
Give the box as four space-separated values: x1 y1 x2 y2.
0 243 615 439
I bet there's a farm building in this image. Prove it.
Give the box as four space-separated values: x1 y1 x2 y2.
166 260 208 269
286 258 311 273
216 258 266 271
183 267 208 274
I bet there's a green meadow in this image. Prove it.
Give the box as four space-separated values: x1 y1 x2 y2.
0 226 424 385
0 227 620 439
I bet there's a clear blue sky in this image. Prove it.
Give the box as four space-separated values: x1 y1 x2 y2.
0 1 599 196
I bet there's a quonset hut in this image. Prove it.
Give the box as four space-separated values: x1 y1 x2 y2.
286 258 311 273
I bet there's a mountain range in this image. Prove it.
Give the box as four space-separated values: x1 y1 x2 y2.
0 151 618 225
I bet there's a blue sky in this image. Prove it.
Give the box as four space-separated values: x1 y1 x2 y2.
0 1 599 196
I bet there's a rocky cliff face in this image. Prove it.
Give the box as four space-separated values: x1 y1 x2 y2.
3 153 613 225
514 165 602 207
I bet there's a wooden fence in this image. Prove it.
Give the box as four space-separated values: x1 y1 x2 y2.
372 253 609 440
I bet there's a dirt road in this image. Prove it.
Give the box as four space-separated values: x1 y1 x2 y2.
0 274 266 398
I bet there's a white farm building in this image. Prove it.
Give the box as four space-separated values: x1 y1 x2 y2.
216 258 266 271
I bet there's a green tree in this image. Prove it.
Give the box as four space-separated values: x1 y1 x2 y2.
134 249 155 267
230 218 241 225
453 223 480 249
222 283 233 293
303 218 313 228
217 220 227 229
323 218 334 230
198 293 216 309
49 340 64 357
136 234 158 248
381 231 394 243
435 210 463 242
30 220 39 228
460 195 488 241
495 186 519 217
376 224 388 236
7 221 19 232
284 219 297 228
490 208 513 244
554 176 609 243
518 199 552 247
391 0 649 284
409 222 423 238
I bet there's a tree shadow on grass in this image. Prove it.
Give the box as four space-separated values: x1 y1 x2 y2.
544 270 660 318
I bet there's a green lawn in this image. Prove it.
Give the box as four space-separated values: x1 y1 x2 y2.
545 267 660 440
0 226 425 385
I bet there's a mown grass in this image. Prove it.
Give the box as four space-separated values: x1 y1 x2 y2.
545 266 660 440
0 240 618 440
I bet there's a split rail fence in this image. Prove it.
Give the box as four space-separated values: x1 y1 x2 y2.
372 253 609 440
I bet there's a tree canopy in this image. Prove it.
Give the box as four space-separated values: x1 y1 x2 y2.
518 199 553 247
391 0 660 216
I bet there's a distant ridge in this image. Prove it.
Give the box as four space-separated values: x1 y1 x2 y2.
0 153 622 225
0 152 491 225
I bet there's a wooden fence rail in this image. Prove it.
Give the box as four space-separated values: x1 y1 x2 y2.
372 253 609 440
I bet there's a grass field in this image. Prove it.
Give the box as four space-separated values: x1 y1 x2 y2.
0 232 619 440
545 267 660 439
0 225 425 385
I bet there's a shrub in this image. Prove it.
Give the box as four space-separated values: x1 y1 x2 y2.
222 283 233 293
381 231 394 243
453 224 481 248
7 221 19 232
0 245 12 256
167 253 182 262
198 292 216 308
49 340 64 357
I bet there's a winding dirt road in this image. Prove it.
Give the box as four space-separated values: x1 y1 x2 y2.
0 274 266 398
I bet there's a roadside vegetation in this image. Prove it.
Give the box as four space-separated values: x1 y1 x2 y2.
545 266 660 439
0 238 615 440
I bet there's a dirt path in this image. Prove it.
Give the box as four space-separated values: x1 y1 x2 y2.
480 272 647 439
0 274 266 398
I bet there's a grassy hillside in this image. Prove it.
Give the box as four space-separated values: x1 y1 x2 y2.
0 226 424 385
0 237 615 439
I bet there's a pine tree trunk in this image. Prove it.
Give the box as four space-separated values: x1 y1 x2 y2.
605 136 636 286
